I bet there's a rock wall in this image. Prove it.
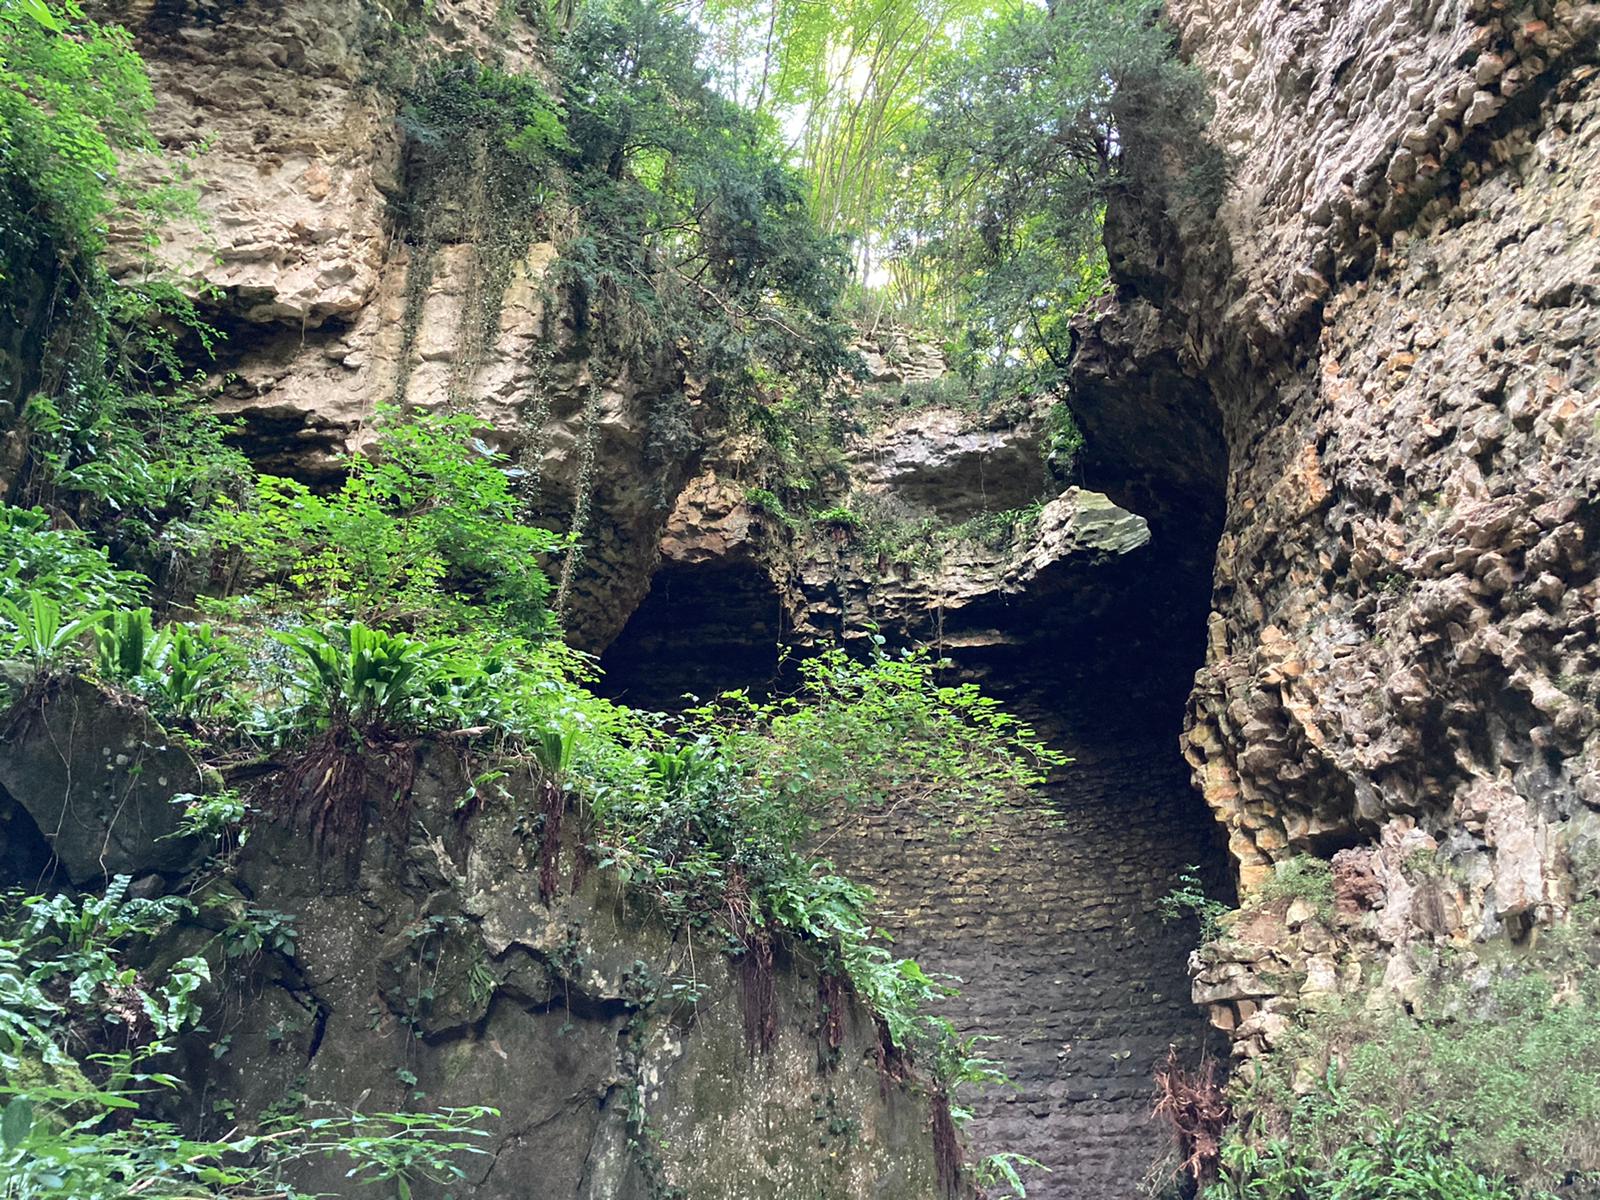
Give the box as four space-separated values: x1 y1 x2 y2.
1096 0 1600 1052
597 397 1234 1198
113 0 701 648
0 686 951 1200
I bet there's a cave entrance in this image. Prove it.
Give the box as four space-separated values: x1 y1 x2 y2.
0 784 60 891
596 559 784 711
810 355 1235 1198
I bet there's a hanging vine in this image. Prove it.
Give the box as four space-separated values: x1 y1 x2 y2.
514 330 558 518
392 62 568 410
553 375 604 620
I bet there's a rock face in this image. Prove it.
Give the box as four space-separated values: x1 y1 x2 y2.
199 761 945 1200
0 698 948 1200
1092 0 1600 1054
41 0 1600 1187
598 400 1232 1197
116 0 700 650
0 676 202 883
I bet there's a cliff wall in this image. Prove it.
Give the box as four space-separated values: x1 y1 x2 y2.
1102 0 1600 1052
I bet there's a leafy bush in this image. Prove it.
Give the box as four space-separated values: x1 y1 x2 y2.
1042 400 1086 479
0 591 103 670
0 878 496 1199
892 0 1211 391
552 0 854 407
1208 1104 1514 1200
1216 906 1600 1197
1254 855 1335 918
212 408 564 635
1159 866 1230 943
3 1 248 569
274 622 455 733
694 641 1064 820
0 0 158 268
0 505 146 611
94 608 231 719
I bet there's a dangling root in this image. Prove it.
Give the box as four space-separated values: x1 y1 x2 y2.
872 1015 911 1098
1153 1045 1230 1186
277 726 415 853
740 927 777 1056
817 969 848 1069
930 1084 963 1196
537 778 565 903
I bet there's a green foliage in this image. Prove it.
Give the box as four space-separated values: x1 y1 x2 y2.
0 879 497 1199
1042 400 1085 479
552 0 854 411
0 0 157 270
944 503 1045 553
0 506 146 611
1208 1102 1514 1200
1159 865 1229 943
92 606 155 680
809 504 863 529
168 788 248 844
976 1151 1050 1198
888 0 1210 387
212 408 563 636
1217 905 1600 1197
0 591 103 669
532 723 583 780
1253 855 1335 919
3 1 246 570
700 0 991 254
696 641 1064 819
92 609 231 719
273 622 454 733
743 487 797 529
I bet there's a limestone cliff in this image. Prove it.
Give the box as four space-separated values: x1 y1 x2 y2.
1096 0 1600 1057
110 0 703 649
0 680 950 1200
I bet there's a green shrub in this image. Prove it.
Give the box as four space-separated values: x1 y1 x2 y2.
0 591 103 669
1219 907 1600 1197
93 609 232 719
0 505 147 611
273 622 455 732
1254 854 1335 918
1159 866 1229 943
212 408 564 636
1207 1109 1514 1200
1042 401 1085 479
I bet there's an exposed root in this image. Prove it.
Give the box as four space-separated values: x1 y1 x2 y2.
1153 1045 1230 1187
873 1015 911 1098
567 822 591 894
276 726 415 854
739 926 777 1056
817 968 848 1069
721 865 778 1056
930 1084 963 1196
537 778 565 904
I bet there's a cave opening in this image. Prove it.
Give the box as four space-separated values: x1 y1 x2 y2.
594 364 1233 1198
0 784 61 892
596 559 785 711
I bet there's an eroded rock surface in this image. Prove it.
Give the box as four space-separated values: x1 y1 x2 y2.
0 676 202 883
117 0 702 650
1093 0 1600 1051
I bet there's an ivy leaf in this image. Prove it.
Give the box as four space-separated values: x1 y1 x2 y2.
1 1097 33 1151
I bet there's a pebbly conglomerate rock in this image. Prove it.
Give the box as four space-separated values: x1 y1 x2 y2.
1096 0 1600 1051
